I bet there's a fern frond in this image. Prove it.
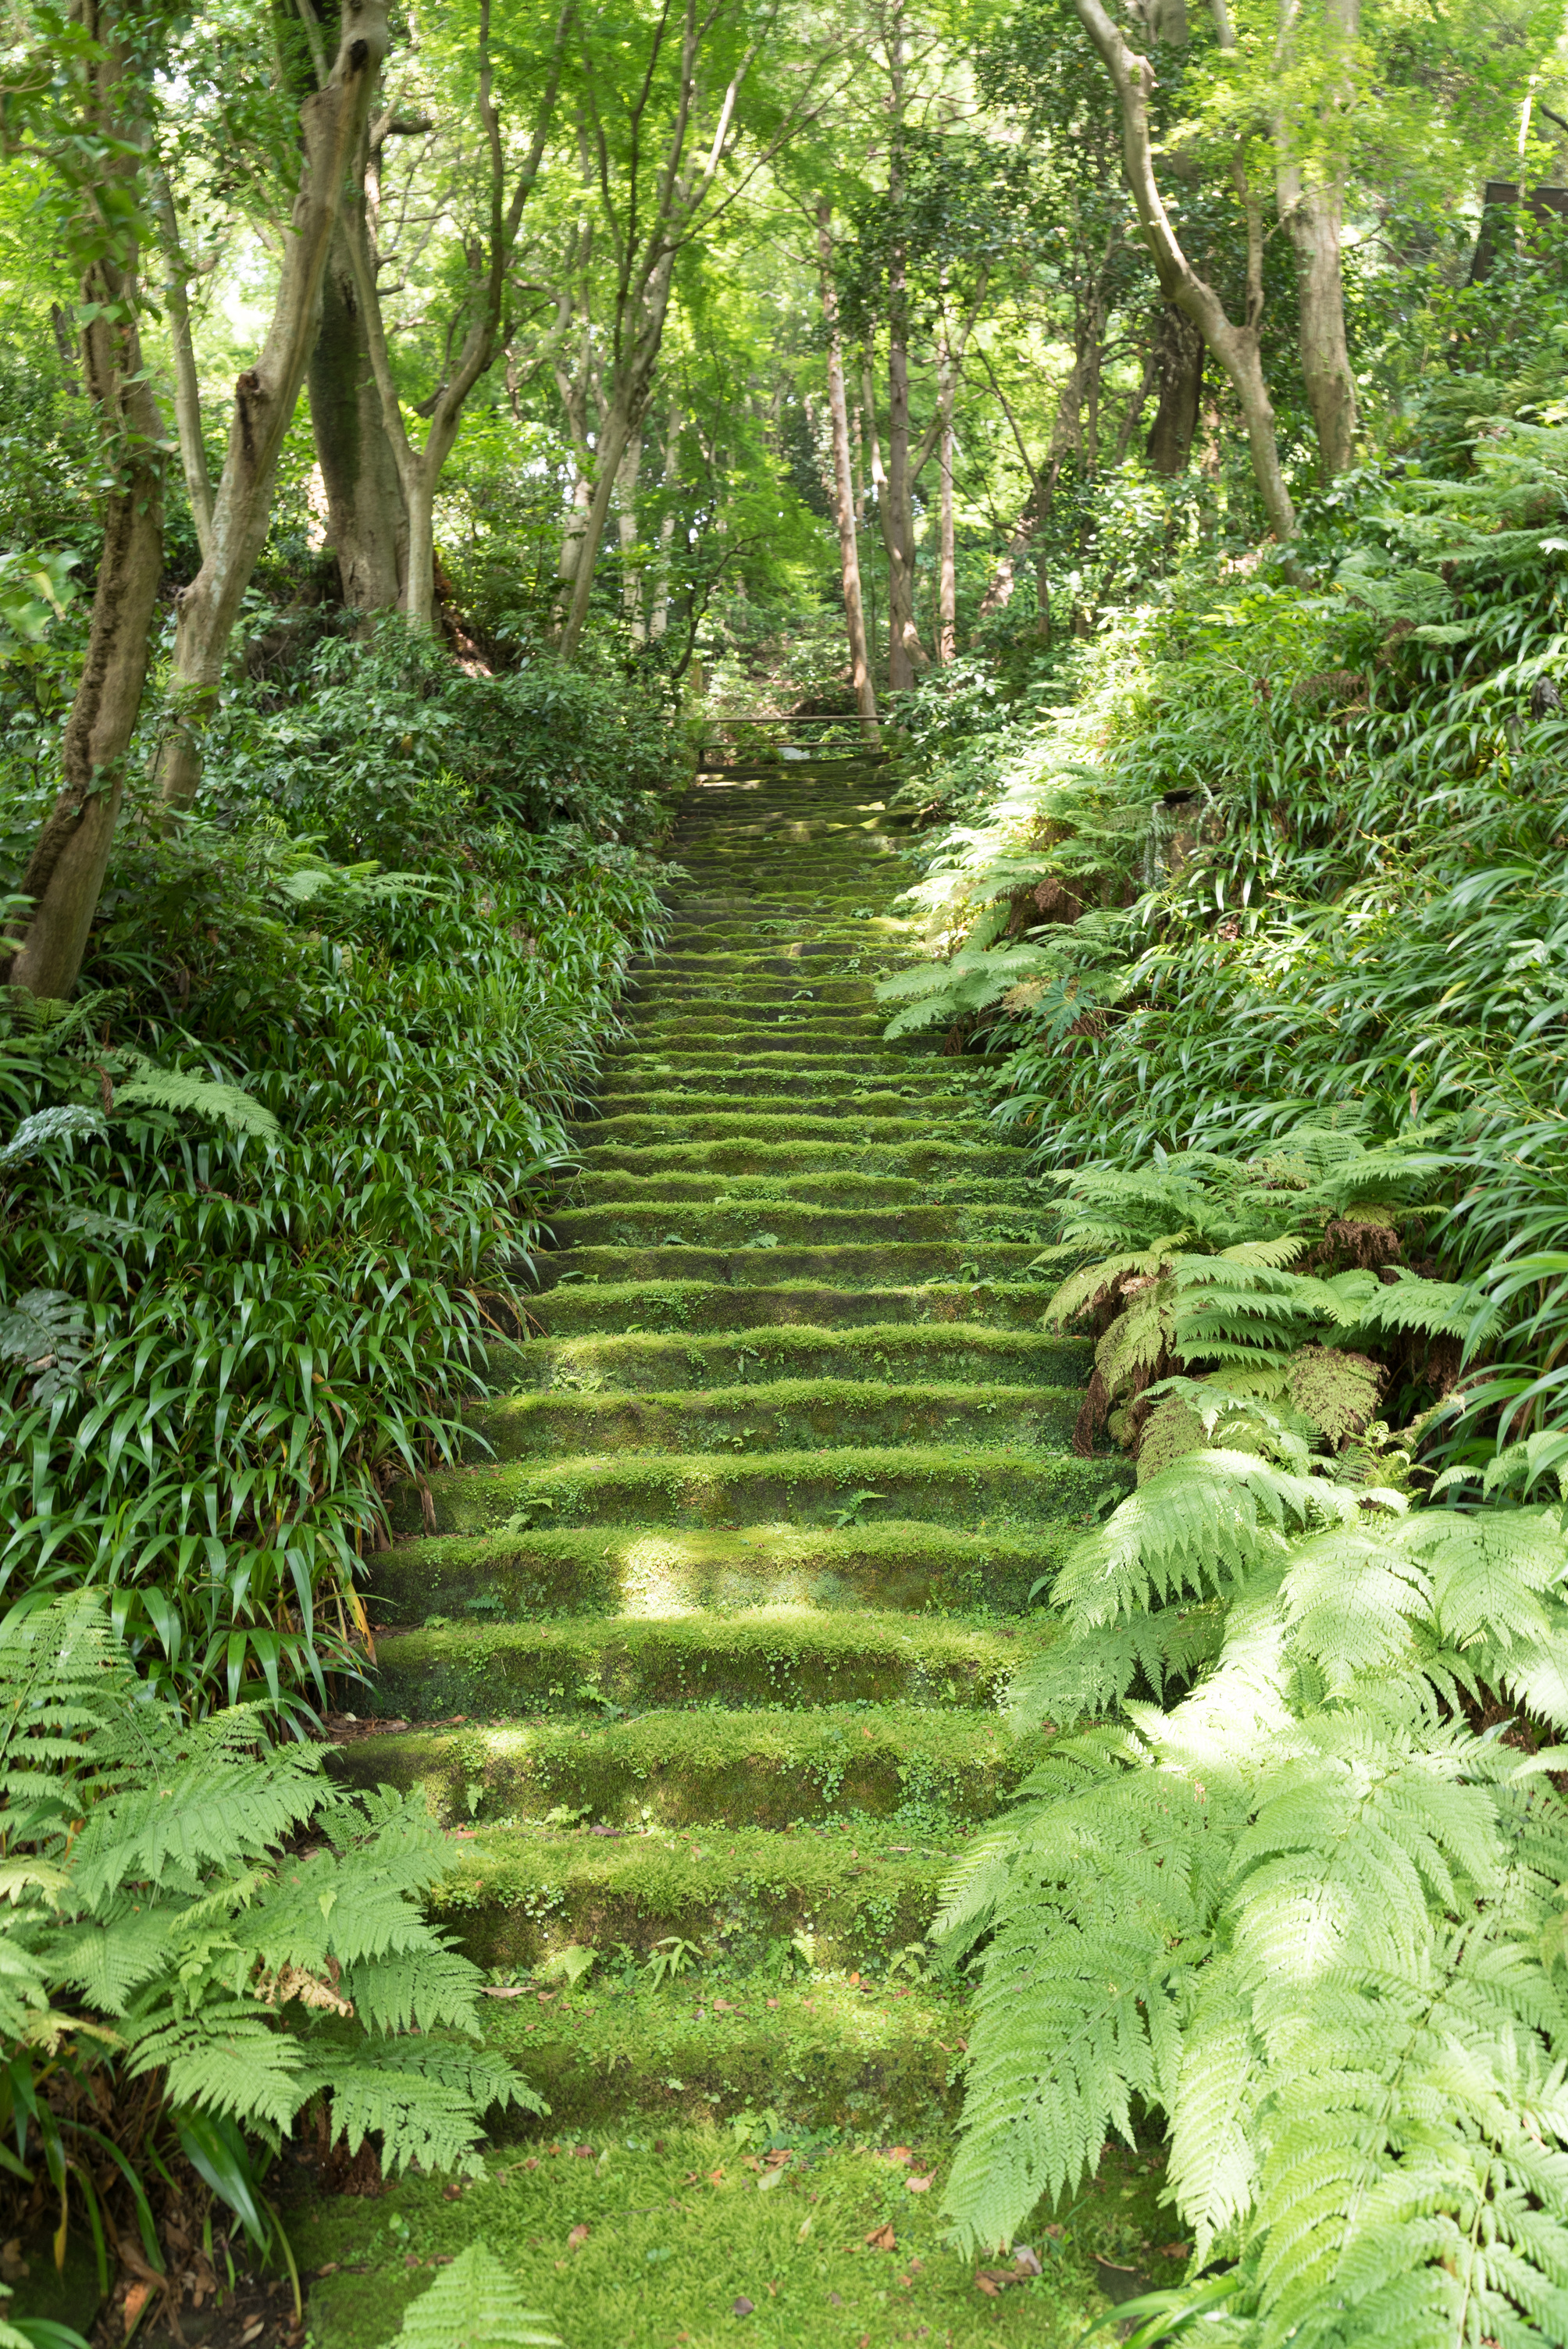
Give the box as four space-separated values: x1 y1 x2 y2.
387 2244 561 2349
1049 1451 1349 1632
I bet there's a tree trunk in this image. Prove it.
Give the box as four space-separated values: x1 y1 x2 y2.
935 337 956 665
818 207 878 736
155 0 390 810
150 170 212 559
9 15 166 1001
885 252 927 689
615 434 644 642
649 397 680 641
558 396 637 660
1274 0 1358 483
1144 302 1203 473
309 213 408 614
1281 184 1356 479
1067 0 1296 547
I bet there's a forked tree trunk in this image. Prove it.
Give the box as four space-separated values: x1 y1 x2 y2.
9 5 166 1000
309 214 408 614
155 0 390 809
817 207 878 736
1067 0 1297 547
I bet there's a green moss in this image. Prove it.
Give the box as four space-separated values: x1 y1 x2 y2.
334 1702 1049 1829
473 1378 1081 1462
425 1819 953 1969
369 1607 1051 1717
494 1321 1089 1395
543 1241 1042 1292
525 1276 1060 1337
291 2126 1182 2349
397 1441 1127 1537
368 1518 1078 1627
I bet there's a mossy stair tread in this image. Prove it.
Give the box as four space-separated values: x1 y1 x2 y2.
471 1378 1079 1457
334 1704 1049 1828
549 1203 1034 1246
519 1274 1059 1335
368 1606 1049 1714
537 1243 1039 1290
408 1442 1121 1534
493 1321 1089 1388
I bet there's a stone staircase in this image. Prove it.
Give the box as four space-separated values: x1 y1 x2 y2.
334 754 1124 2139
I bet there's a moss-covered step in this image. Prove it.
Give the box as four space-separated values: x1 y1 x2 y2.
492 1321 1089 1393
550 1201 992 1249
579 1087 971 1128
367 1606 1049 1718
470 1378 1081 1460
593 1068 960 1107
565 1169 1034 1210
533 1240 1040 1291
570 1113 990 1153
476 1968 968 2137
394 1441 1124 1536
368 1517 1078 1625
425 1819 953 1969
334 1704 1049 1830
519 1275 1057 1335
574 1137 1024 1182
611 1047 930 1082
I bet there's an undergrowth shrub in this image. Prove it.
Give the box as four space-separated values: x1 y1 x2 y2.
0 740 672 1723
936 1445 1568 2344
0 1594 533 2322
886 407 1568 1474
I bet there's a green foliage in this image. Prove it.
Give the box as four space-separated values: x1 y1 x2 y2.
387 2244 560 2349
938 1463 1568 2344
0 1593 538 2288
0 777 669 1722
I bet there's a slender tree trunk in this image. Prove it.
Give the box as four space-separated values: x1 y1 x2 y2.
309 213 408 613
935 334 956 665
615 434 644 641
885 255 926 687
150 170 212 559
1145 302 1203 473
155 0 390 809
1067 0 1297 546
9 11 166 1000
558 394 638 659
1274 0 1358 482
818 207 878 736
648 395 680 640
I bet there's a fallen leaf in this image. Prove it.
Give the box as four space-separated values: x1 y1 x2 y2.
865 2222 896 2251
766 1997 779 2009
1012 2244 1043 2276
567 2225 590 2251
882 2146 913 2164
906 2174 933 2193
482 1985 527 1998
709 2166 725 2184
764 2148 790 2168
757 2165 786 2192
975 2273 1002 2298
572 2144 595 2158
732 2297 754 2317
1156 2240 1192 2258
123 2286 151 2337
316 2264 339 2276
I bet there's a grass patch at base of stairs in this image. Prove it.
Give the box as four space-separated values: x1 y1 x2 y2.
290 2119 1186 2349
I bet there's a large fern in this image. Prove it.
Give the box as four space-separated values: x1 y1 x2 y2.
0 1595 537 2252
938 1445 1568 2347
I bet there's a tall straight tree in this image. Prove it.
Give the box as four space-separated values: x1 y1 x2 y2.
816 205 878 734
154 0 390 808
1274 0 1358 479
5 0 168 1000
